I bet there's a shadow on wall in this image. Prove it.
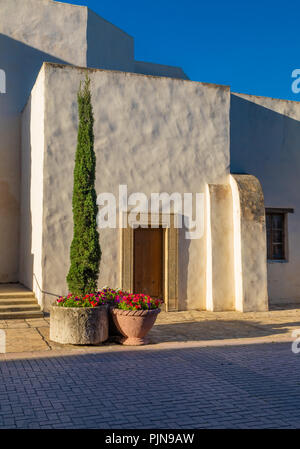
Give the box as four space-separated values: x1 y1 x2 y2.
0 34 68 286
230 94 300 204
19 97 34 290
230 94 300 304
178 225 191 310
87 8 134 72
0 34 68 113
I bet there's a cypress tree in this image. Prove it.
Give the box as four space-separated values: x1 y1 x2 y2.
67 76 101 296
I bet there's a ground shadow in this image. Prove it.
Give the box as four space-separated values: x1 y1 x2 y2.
270 303 300 311
147 318 300 343
0 341 299 429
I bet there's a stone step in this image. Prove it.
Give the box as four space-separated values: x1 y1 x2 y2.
0 284 43 320
0 298 38 306
0 291 35 299
0 304 42 312
0 310 44 320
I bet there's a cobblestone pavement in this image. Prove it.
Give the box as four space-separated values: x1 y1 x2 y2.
0 305 300 354
0 341 299 429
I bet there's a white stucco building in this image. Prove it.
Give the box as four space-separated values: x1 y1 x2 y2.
0 0 299 313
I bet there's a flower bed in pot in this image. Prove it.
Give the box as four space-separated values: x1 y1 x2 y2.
111 294 163 346
96 288 129 339
50 293 109 345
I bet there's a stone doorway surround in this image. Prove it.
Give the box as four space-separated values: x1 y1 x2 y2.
120 213 179 311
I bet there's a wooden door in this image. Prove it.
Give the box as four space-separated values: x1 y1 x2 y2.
134 227 163 298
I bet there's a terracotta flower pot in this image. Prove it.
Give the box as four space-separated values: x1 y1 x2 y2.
111 308 161 345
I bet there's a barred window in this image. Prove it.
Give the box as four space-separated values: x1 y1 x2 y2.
266 213 285 260
266 208 293 261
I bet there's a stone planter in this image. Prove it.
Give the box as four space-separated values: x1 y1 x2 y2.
50 305 109 345
111 308 160 346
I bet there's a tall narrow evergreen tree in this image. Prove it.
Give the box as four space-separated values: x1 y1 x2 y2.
67 76 101 296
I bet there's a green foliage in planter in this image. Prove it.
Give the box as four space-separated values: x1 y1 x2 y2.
67 76 101 296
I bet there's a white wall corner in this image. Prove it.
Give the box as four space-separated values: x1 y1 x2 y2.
230 174 268 312
205 184 213 311
229 175 244 311
20 65 45 309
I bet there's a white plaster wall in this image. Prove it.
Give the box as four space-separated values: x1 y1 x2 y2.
0 0 132 284
206 184 235 311
20 68 45 306
87 9 134 72
231 93 300 305
230 174 268 312
0 0 87 67
230 176 243 311
0 0 87 283
0 0 190 284
41 63 230 310
0 110 19 282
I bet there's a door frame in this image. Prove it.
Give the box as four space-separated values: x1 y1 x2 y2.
120 212 178 311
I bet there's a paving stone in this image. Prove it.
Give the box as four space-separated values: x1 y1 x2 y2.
1 341 298 428
4 320 30 329
0 306 299 354
4 328 49 353
0 307 299 428
25 319 50 328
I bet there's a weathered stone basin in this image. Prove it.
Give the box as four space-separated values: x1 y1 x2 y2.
50 305 109 345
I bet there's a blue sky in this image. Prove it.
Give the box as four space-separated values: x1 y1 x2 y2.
62 0 299 101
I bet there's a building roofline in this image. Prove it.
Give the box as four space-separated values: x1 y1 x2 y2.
51 0 84 7
134 60 189 79
86 7 134 40
52 1 133 40
135 59 186 71
232 91 300 105
42 61 231 89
